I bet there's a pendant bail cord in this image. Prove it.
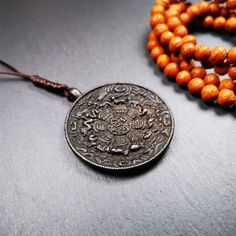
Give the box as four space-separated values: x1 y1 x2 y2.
0 59 82 102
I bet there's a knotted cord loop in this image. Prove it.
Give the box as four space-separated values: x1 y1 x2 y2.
0 60 82 102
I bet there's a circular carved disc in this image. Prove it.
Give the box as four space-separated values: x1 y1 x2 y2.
65 83 174 170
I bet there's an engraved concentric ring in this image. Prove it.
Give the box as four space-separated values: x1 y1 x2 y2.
65 83 174 170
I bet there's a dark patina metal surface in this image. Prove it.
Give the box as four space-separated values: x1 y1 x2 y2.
65 83 174 170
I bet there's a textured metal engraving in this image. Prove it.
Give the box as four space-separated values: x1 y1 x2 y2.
65 83 174 170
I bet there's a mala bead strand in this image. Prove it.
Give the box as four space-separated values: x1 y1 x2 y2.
147 0 236 108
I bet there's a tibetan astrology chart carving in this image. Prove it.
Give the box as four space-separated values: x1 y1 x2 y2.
65 83 174 170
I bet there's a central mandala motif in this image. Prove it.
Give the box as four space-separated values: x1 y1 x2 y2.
92 105 147 155
65 83 174 169
107 114 132 135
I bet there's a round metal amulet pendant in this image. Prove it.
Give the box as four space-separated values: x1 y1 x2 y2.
65 83 174 170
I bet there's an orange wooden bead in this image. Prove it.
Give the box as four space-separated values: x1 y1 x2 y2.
154 23 169 37
186 5 200 19
147 40 158 50
169 36 183 53
182 35 197 45
219 78 235 91
165 9 180 18
178 2 187 12
150 14 165 28
191 66 206 78
203 73 220 86
151 4 165 15
150 46 164 59
176 70 192 86
155 0 170 9
208 2 220 16
198 1 209 15
201 84 219 102
213 16 226 30
157 54 170 70
173 25 188 37
218 89 235 107
180 42 195 60
194 45 211 61
209 46 228 65
148 31 157 41
214 63 229 75
227 0 236 10
188 78 205 94
180 13 191 25
228 47 236 64
225 17 236 32
203 16 214 28
164 62 180 80
168 4 180 11
160 31 174 46
169 3 185 13
167 17 182 30
180 60 195 71
228 67 236 80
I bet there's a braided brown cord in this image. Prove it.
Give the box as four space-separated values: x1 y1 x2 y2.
0 60 81 101
30 75 69 96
